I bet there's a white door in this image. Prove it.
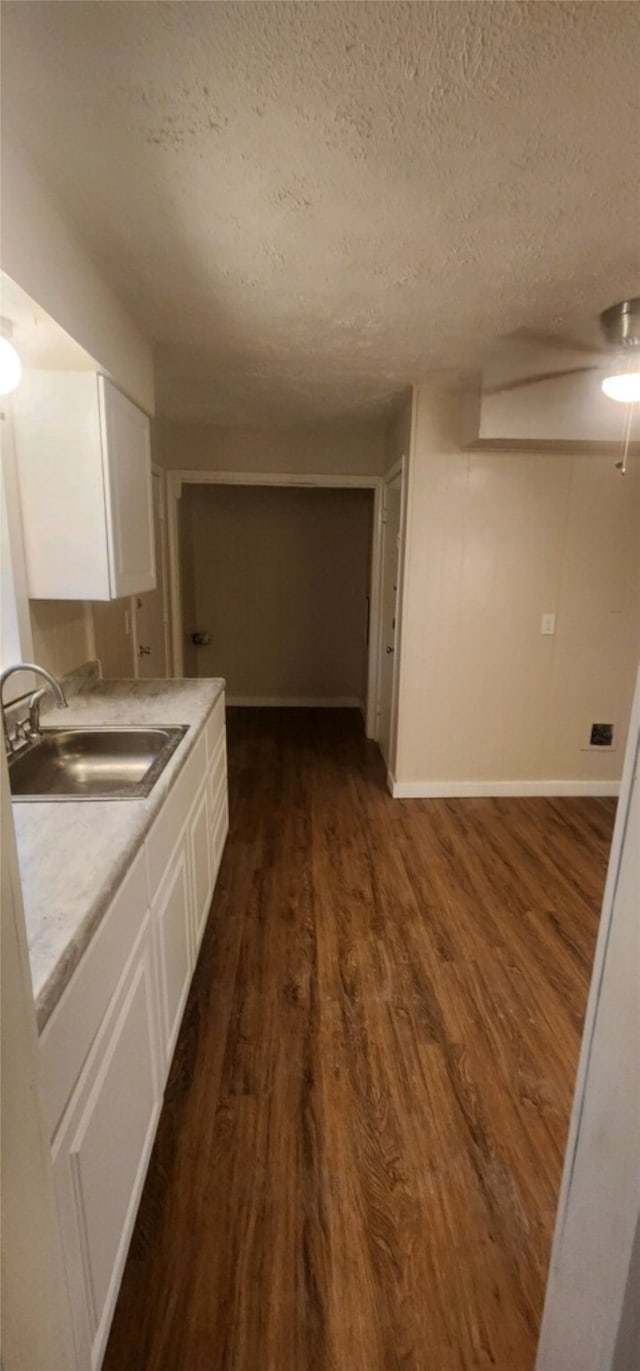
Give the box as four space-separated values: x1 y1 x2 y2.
377 472 403 769
134 470 169 678
536 672 640 1370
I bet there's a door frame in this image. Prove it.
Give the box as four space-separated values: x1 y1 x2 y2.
375 457 407 785
132 463 170 679
166 469 384 738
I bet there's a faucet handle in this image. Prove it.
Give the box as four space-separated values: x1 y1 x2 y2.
27 687 49 738
5 715 32 754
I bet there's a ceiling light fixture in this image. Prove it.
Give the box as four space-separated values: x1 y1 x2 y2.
601 368 640 403
600 300 640 404
0 318 23 396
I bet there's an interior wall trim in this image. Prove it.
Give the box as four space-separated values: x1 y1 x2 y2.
390 778 621 799
226 696 362 709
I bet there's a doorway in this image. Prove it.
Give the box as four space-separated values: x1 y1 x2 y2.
176 482 373 714
168 472 384 737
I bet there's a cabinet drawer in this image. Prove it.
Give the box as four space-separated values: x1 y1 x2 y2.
146 731 206 897
40 848 148 1140
205 692 226 761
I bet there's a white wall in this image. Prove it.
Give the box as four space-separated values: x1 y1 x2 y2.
384 391 412 473
155 419 385 476
1 131 156 681
1 413 34 681
182 484 373 704
394 386 640 794
1 128 154 414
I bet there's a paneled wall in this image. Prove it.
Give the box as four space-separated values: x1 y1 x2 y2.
395 387 640 790
180 484 373 704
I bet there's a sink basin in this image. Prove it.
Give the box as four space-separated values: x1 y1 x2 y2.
9 725 188 801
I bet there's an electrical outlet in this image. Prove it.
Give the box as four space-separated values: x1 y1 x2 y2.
541 613 556 635
590 723 614 747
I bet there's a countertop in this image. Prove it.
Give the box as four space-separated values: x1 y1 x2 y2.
11 668 225 1032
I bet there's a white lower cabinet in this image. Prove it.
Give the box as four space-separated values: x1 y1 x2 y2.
52 913 161 1371
152 832 192 1077
209 727 229 888
211 776 229 885
45 692 228 1369
190 780 211 955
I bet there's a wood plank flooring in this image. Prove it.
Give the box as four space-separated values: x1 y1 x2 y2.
104 708 615 1371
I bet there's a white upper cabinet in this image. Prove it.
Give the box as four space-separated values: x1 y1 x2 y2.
11 371 155 600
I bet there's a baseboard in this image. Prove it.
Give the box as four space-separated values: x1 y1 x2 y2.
226 695 362 708
390 778 621 799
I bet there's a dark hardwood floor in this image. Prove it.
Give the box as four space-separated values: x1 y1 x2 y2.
104 708 615 1371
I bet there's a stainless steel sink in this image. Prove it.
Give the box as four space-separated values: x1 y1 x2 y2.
9 725 188 801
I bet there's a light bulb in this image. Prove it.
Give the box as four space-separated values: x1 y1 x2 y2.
0 335 22 396
601 370 640 403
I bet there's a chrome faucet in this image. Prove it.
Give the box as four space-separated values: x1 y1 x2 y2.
1 662 68 755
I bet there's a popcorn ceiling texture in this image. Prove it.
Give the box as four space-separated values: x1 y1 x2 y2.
2 1 639 424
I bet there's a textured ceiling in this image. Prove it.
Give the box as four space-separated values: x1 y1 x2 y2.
2 1 639 424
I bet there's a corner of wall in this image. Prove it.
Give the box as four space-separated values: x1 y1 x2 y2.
1 124 154 415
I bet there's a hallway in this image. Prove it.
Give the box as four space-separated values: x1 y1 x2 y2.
104 709 615 1371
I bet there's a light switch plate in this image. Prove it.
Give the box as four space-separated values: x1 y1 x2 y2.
541 612 556 635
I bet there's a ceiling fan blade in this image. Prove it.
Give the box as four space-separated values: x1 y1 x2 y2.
486 365 600 397
510 327 604 358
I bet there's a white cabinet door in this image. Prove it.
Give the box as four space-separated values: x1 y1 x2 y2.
211 779 229 887
190 781 212 955
12 371 111 600
52 913 161 1371
152 833 192 1078
206 694 229 895
40 848 149 1142
99 378 155 598
11 371 154 601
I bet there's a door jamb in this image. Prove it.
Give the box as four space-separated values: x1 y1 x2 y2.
375 457 406 784
132 464 170 679
166 469 383 738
